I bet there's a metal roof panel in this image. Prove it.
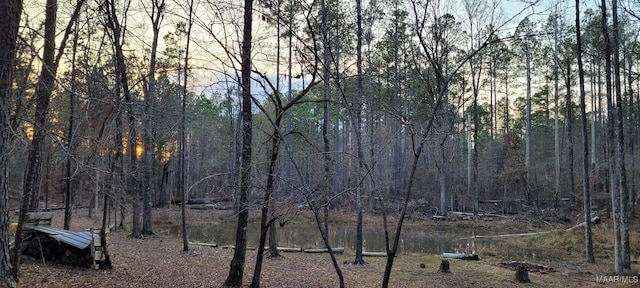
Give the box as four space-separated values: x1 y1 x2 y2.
31 226 97 249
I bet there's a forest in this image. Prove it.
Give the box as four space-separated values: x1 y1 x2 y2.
1 0 640 287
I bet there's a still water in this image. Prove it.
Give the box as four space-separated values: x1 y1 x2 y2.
181 220 488 255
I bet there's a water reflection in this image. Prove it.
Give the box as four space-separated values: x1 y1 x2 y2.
182 221 483 255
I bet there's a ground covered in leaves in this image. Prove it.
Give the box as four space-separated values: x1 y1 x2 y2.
14 208 640 287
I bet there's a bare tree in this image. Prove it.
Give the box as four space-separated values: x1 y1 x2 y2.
141 0 165 236
101 0 139 237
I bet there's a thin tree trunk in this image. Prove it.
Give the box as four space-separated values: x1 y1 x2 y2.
504 73 510 134
59 0 86 227
381 92 444 286
564 60 575 218
439 147 447 215
180 0 194 252
266 0 283 259
525 30 532 185
352 0 366 266
142 0 164 236
102 0 139 237
601 0 622 274
64 22 79 230
251 111 283 288
320 0 331 244
467 113 473 212
553 11 561 212
224 0 253 285
626 46 636 217
575 0 595 263
611 0 630 272
470 46 481 216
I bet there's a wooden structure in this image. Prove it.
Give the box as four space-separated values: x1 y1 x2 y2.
25 212 53 226
21 212 108 269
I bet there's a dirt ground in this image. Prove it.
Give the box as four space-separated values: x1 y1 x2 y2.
13 208 640 287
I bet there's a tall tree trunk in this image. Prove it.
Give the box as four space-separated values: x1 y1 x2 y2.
392 2 403 202
13 0 57 278
224 0 253 285
601 0 623 274
504 73 510 134
525 30 532 191
266 0 282 259
469 37 481 216
611 0 630 272
59 0 86 227
0 0 23 286
590 55 597 170
320 0 331 243
467 113 473 212
564 60 575 218
180 0 194 252
626 45 635 217
352 0 365 266
553 11 561 212
575 0 595 263
102 0 139 237
142 0 165 236
64 13 81 230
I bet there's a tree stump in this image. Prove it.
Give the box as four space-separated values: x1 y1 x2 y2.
439 260 450 273
515 263 530 283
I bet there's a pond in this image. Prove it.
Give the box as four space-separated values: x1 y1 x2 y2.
178 219 527 257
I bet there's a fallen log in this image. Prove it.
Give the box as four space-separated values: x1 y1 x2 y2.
267 247 302 252
303 247 344 254
468 216 601 239
442 253 479 260
566 216 600 231
221 245 257 250
469 231 551 239
362 251 388 257
186 197 231 204
189 204 232 210
450 211 508 219
190 242 218 247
